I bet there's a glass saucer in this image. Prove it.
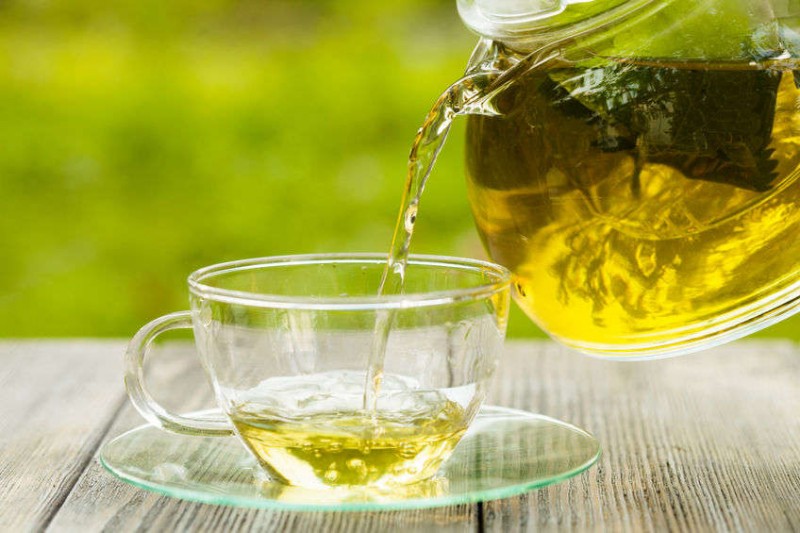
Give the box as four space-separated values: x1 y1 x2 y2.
100 405 600 511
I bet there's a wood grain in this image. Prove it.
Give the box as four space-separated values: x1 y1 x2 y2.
2 340 799 532
482 341 800 532
0 341 127 532
46 343 477 533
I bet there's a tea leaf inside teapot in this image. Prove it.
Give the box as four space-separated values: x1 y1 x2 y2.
547 62 782 192
603 0 783 61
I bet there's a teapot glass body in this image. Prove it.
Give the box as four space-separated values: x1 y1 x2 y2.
461 0 800 357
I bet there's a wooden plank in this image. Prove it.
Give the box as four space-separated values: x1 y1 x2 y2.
482 340 800 532
48 343 478 532
0 340 127 532
7 339 800 531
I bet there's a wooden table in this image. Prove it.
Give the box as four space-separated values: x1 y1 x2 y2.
2 340 799 532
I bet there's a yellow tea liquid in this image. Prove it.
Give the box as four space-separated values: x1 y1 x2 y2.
230 373 469 488
466 60 800 354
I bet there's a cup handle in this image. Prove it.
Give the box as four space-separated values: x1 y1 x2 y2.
124 311 234 436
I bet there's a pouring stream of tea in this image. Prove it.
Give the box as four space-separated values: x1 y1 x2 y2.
363 44 562 412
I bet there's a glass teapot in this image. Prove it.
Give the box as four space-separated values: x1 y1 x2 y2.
447 0 800 358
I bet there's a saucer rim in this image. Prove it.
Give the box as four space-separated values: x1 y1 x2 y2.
99 405 602 512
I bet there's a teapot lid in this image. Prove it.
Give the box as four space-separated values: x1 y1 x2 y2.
457 0 797 60
457 0 633 41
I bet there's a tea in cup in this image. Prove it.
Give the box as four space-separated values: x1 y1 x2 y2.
125 254 510 489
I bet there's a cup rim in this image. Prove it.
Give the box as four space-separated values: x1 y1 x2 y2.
187 253 511 310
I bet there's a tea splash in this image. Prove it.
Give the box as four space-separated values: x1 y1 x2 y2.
230 372 469 488
364 43 561 412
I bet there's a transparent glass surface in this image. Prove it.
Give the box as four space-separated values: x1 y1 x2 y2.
126 254 514 489
453 1 800 357
100 405 601 511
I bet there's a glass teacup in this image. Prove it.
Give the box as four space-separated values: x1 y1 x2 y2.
125 253 511 489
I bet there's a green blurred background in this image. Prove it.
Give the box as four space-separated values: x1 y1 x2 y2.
1 0 797 339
